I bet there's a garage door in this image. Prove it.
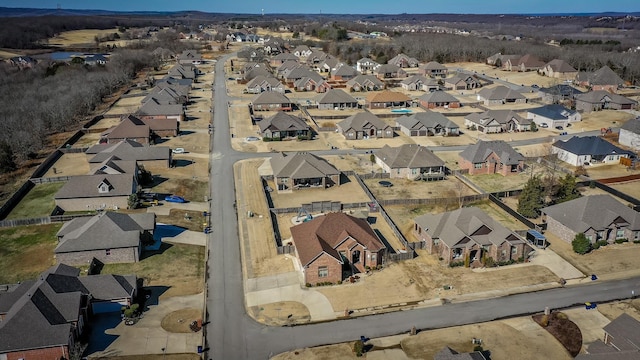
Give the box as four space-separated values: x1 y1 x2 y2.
92 301 125 314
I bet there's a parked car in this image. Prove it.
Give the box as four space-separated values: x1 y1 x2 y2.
379 181 393 187
172 148 186 154
165 195 187 203
245 136 260 141
139 192 158 201
555 126 564 130
539 123 549 128
560 131 568 136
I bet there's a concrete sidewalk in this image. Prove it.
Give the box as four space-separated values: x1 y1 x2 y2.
146 201 209 216
161 229 207 247
471 247 584 280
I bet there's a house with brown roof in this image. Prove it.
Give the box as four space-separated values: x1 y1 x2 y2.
444 74 482 91
270 152 341 191
136 99 184 122
373 64 407 79
505 54 545 72
376 144 446 180
331 63 359 81
142 87 185 105
258 112 311 140
477 86 526 106
388 53 419 68
269 53 299 67
419 61 448 78
315 89 358 110
294 75 332 93
101 114 179 144
346 75 385 92
540 59 578 79
458 140 525 176
365 90 412 109
396 111 460 137
465 110 531 133
576 66 625 92
337 112 393 140
275 60 301 78
575 91 637 113
414 207 531 266
400 75 435 91
246 75 286 94
290 212 386 284
252 91 293 111
418 91 461 109
86 140 172 168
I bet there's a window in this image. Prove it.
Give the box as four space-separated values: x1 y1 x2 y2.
105 249 111 256
411 168 418 175
282 178 288 183
635 231 640 241
318 266 328 278
511 246 517 254
617 229 625 239
597 231 604 240
474 163 483 169
586 235 593 242
371 253 376 263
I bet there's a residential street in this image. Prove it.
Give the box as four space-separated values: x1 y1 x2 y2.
205 54 639 359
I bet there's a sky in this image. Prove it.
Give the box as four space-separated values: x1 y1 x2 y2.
2 0 639 14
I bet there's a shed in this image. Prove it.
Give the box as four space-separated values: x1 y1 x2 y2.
526 229 547 248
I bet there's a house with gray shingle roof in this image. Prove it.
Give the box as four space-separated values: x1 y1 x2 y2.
477 86 526 105
136 98 184 122
292 45 312 58
331 63 359 81
54 173 138 211
290 212 385 284
86 140 172 168
418 91 461 109
346 74 385 92
337 112 393 140
465 110 532 133
445 74 482 91
575 90 636 113
505 54 545 72
270 152 341 191
252 91 293 111
356 58 379 74
542 195 640 244
177 49 201 65
552 136 633 166
269 52 298 67
540 59 578 79
400 75 434 91
576 66 625 92
0 265 136 359
578 313 640 359
537 84 582 103
396 111 459 137
414 207 531 266
246 75 286 94
619 117 640 151
376 144 446 180
293 74 331 93
527 104 581 129
459 140 525 176
419 61 448 78
374 63 407 79
258 112 311 140
315 89 358 110
142 86 184 105
388 53 419 68
168 63 198 80
55 212 155 265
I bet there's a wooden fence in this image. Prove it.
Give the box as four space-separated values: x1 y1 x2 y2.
0 213 94 228
276 245 295 255
30 176 71 184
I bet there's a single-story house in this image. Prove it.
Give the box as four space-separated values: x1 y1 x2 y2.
258 112 311 140
537 85 583 103
54 173 138 211
552 136 634 166
100 115 151 144
246 75 286 94
275 60 300 79
477 86 527 105
331 63 360 81
136 99 184 122
417 91 461 109
414 207 532 266
444 74 482 91
177 49 202 64
577 313 640 359
435 347 488 360
0 265 137 360
465 110 532 133
542 195 640 244
86 140 172 168
346 75 385 92
337 112 393 139
356 58 379 74
269 53 299 67
366 91 412 109
55 212 155 265
315 89 358 110
527 104 581 129
270 152 341 191
373 64 407 79
290 212 386 284
459 140 525 176
142 87 185 105
283 65 320 85
168 63 198 80
388 53 419 68
400 75 431 91
293 76 332 93
396 111 460 137
539 59 578 79
376 144 446 180
575 91 637 113
576 66 624 92
252 91 293 111
292 45 312 58
619 117 640 151
419 61 448 78
504 54 545 72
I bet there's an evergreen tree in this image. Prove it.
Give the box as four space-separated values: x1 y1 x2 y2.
517 176 544 218
0 141 16 174
572 233 592 255
555 174 581 204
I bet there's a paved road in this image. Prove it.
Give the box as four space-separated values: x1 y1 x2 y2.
205 55 638 359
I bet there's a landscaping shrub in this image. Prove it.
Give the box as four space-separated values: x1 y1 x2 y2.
556 312 568 320
572 233 592 254
449 261 465 268
615 238 628 244
305 283 312 287
540 314 549 327
634 240 640 244
484 257 496 267
473 345 483 352
353 340 364 357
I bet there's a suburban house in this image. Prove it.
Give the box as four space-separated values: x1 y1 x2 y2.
477 86 527 105
376 144 446 180
619 117 640 151
465 110 532 133
290 212 386 284
387 53 419 68
396 111 460 137
85 54 108 66
575 91 637 113
143 86 186 105
444 74 482 90
277 61 311 79
54 173 137 211
136 99 184 122
292 45 312 58
504 54 545 72
86 140 172 168
243 64 272 81
245 75 286 94
542 195 640 244
293 75 332 93
55 212 155 265
527 104 581 129
270 152 341 191
315 56 340 74
576 66 625 92
0 265 137 360
346 75 385 92
156 77 192 98
315 89 358 110
419 61 448 78
337 112 393 139
263 37 286 54
578 313 640 359
252 91 293 111
269 53 299 67
373 64 407 79
168 64 198 80
540 59 578 79
551 136 634 166
417 91 461 109
177 49 202 64
366 91 412 109
89 156 138 178
538 84 583 103
414 207 531 266
400 75 432 91
458 140 525 176
434 347 488 360
356 58 379 74
330 63 359 81
101 114 179 144
258 112 311 140
283 65 320 85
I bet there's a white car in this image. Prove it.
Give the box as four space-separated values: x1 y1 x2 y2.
172 148 186 154
245 136 260 142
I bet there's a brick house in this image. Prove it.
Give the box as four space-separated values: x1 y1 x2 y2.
395 111 459 137
575 91 637 113
55 212 156 265
315 89 358 110
346 75 385 92
136 99 184 122
258 112 311 140
337 112 393 140
444 74 482 91
290 213 386 284
373 64 407 80
541 195 640 244
419 61 448 78
577 313 640 359
252 91 293 111
86 140 172 169
387 53 419 68
413 207 531 267
576 66 624 92
539 59 578 80
465 110 532 133
375 144 446 180
477 86 526 106
458 140 525 176
270 152 341 191
417 91 461 109
365 91 411 109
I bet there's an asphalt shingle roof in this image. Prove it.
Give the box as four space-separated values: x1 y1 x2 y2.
478 85 525 101
259 112 310 133
338 112 389 132
396 111 458 130
528 105 578 120
270 152 340 179
552 136 634 157
459 140 524 165
376 144 445 169
315 89 358 105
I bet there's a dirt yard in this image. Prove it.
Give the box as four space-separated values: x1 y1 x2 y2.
365 177 478 200
160 308 202 333
609 180 640 200
267 176 371 209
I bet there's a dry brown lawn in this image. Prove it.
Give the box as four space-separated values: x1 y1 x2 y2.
365 177 478 200
448 62 559 88
268 176 371 209
248 301 311 326
597 300 640 322
160 308 202 333
579 163 640 180
43 153 90 177
47 28 119 46
609 180 640 200
91 354 200 360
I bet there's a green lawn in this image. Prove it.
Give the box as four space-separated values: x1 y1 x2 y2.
6 182 65 220
0 223 61 283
